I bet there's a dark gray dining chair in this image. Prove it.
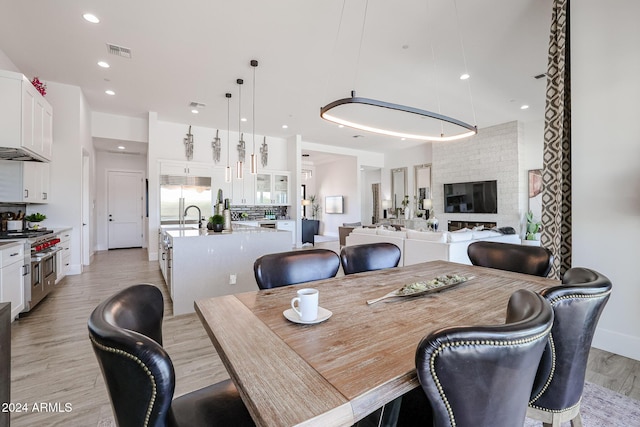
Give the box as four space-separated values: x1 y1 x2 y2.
396 289 554 427
339 242 401 275
88 284 255 427
467 241 554 277
253 249 340 289
527 267 612 427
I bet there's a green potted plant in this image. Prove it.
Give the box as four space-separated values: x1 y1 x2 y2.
207 214 225 232
25 212 46 229
525 210 542 242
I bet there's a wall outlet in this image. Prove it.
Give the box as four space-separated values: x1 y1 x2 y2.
229 274 237 285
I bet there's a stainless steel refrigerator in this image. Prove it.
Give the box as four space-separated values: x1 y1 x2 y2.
160 175 212 226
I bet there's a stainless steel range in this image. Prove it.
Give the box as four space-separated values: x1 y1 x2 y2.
0 230 61 312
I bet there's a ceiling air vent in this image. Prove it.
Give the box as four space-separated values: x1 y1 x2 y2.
534 73 547 80
107 43 132 59
189 102 206 109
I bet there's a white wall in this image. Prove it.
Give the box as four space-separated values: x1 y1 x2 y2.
0 49 19 72
314 156 358 237
383 143 433 206
32 81 94 274
92 112 148 143
573 1 640 361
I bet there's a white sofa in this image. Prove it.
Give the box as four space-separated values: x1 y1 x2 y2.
345 227 521 266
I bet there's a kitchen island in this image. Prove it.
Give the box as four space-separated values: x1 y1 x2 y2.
166 224 291 315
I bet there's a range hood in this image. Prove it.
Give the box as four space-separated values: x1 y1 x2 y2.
0 147 45 162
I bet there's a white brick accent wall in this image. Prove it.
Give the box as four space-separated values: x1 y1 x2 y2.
432 121 525 232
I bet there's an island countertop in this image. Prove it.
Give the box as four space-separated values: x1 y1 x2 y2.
165 223 282 238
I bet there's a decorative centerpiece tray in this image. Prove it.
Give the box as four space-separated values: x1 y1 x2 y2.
366 274 474 305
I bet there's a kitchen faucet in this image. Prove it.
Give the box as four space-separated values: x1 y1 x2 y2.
184 205 202 228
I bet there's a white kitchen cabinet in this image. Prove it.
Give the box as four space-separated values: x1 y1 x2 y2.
23 161 50 203
0 70 53 162
55 230 72 283
0 159 50 203
0 242 25 321
160 161 212 178
231 170 255 205
276 220 295 246
211 167 232 205
255 172 290 205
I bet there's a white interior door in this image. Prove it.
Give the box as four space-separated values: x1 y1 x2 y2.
108 171 143 249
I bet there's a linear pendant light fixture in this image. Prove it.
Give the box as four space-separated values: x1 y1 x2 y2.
225 93 232 183
250 59 258 174
320 0 477 142
236 78 244 180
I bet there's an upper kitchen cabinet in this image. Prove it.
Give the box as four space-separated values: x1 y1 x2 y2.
231 170 255 205
0 160 50 203
160 161 212 178
0 70 53 162
255 172 290 205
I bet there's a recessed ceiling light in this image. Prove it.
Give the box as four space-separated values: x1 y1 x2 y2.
401 138 406 141
241 117 247 122
105 90 115 96
117 146 125 150
520 105 530 110
83 13 100 24
97 61 110 68
282 125 288 129
338 125 344 128
460 73 470 80
191 109 199 114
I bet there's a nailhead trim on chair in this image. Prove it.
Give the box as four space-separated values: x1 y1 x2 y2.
529 333 557 403
528 291 611 411
90 336 158 427
429 326 552 427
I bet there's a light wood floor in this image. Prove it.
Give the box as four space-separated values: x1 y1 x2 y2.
9 246 640 426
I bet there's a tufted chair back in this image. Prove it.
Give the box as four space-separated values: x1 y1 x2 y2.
339 243 401 275
467 241 554 277
528 267 612 424
254 249 340 289
415 289 554 427
88 284 175 427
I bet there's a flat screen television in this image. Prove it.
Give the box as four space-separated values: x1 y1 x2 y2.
325 196 344 214
444 180 497 214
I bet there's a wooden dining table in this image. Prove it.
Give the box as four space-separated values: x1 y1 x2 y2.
194 260 557 427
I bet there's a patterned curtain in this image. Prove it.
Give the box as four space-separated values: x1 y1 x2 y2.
541 0 571 279
372 183 380 224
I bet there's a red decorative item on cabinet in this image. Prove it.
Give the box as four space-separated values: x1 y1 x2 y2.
31 77 47 96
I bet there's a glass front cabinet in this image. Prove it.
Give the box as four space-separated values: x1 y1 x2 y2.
255 172 290 205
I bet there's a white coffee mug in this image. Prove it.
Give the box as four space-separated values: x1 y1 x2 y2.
291 288 319 322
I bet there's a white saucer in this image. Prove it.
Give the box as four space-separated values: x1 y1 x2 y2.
283 306 332 324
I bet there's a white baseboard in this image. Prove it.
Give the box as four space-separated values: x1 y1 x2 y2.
591 326 640 362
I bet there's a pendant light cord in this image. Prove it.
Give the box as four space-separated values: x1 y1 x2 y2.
353 0 370 91
252 64 256 155
453 0 477 126
227 93 232 166
425 0 444 136
322 0 347 100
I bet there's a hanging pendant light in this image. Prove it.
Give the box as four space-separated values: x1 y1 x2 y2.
320 0 477 142
225 93 232 183
236 78 244 180
250 60 259 174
